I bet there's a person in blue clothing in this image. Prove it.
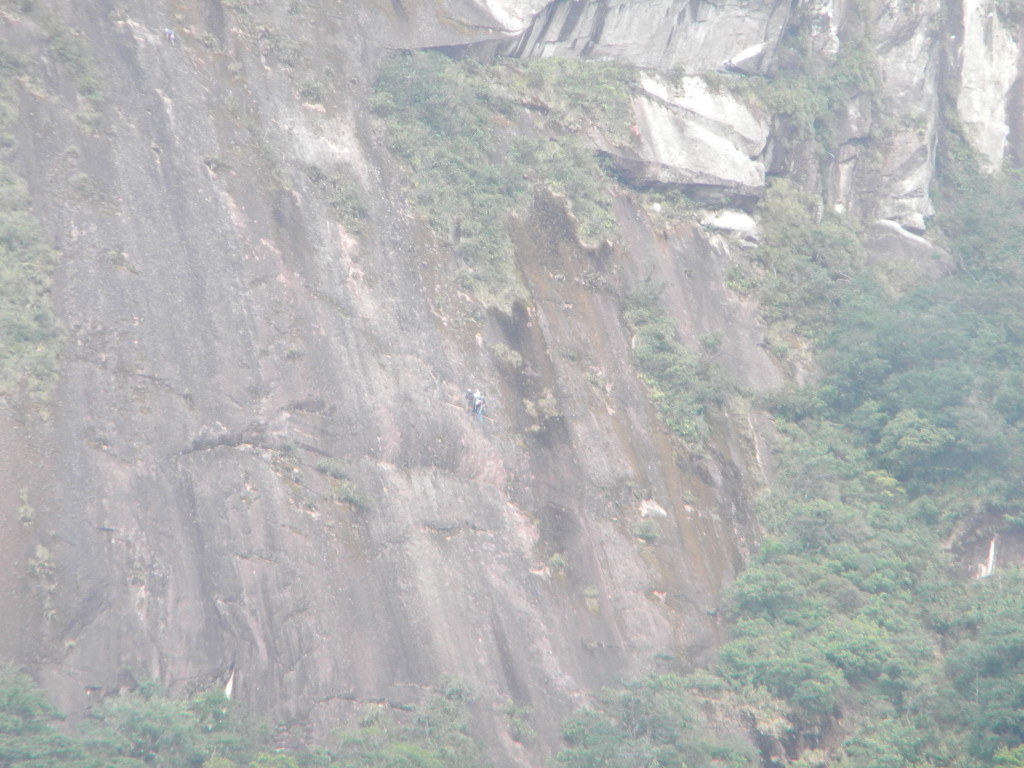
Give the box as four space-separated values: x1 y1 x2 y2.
473 394 486 423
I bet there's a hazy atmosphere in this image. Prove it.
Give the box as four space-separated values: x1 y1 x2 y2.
1 0 1023 766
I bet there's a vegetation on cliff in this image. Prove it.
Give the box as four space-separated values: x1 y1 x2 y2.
0 1 1022 765
370 39 1024 762
0 671 474 768
355 23 1024 766
706 128 1024 764
18 39 1005 765
0 51 60 407
0 671 751 768
623 295 726 447
372 52 630 310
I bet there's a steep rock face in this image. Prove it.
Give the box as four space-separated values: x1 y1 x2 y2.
870 0 943 231
509 0 791 73
818 0 1022 226
620 75 768 204
861 0 1022 229
509 0 1022 233
0 0 775 762
470 0 552 29
2 0 1023 764
956 0 1020 171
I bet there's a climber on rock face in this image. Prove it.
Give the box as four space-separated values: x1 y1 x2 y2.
473 395 486 424
465 389 475 412
163 28 177 46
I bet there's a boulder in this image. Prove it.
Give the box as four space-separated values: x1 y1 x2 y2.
865 220 954 292
598 76 768 206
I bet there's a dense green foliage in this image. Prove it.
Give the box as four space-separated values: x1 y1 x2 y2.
761 37 876 147
555 675 754 768
373 52 629 310
0 672 490 768
0 671 755 768
0 670 90 767
726 177 862 352
328 679 485 768
0 672 267 768
709 126 1024 764
0 671 458 768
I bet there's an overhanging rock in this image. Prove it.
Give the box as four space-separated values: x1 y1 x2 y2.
594 75 769 207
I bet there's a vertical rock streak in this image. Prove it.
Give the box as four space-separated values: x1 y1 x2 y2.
0 0 1019 763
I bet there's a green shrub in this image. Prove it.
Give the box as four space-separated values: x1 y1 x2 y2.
0 167 60 405
372 52 630 310
0 669 89 768
314 459 349 480
555 676 754 768
623 295 725 445
304 165 367 233
629 519 659 543
752 177 862 333
761 35 876 145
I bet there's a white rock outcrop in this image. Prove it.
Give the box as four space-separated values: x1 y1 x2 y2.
701 210 760 240
474 0 556 30
957 0 1020 171
869 0 943 231
510 0 791 74
602 76 767 200
865 220 954 291
500 0 1023 231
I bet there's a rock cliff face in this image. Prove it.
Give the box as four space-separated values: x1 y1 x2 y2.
577 72 771 212
956 0 1020 171
0 0 1020 764
509 0 791 74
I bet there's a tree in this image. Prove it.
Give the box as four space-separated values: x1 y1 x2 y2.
249 754 299 768
995 745 1024 767
875 409 954 481
556 676 753 768
0 670 92 768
